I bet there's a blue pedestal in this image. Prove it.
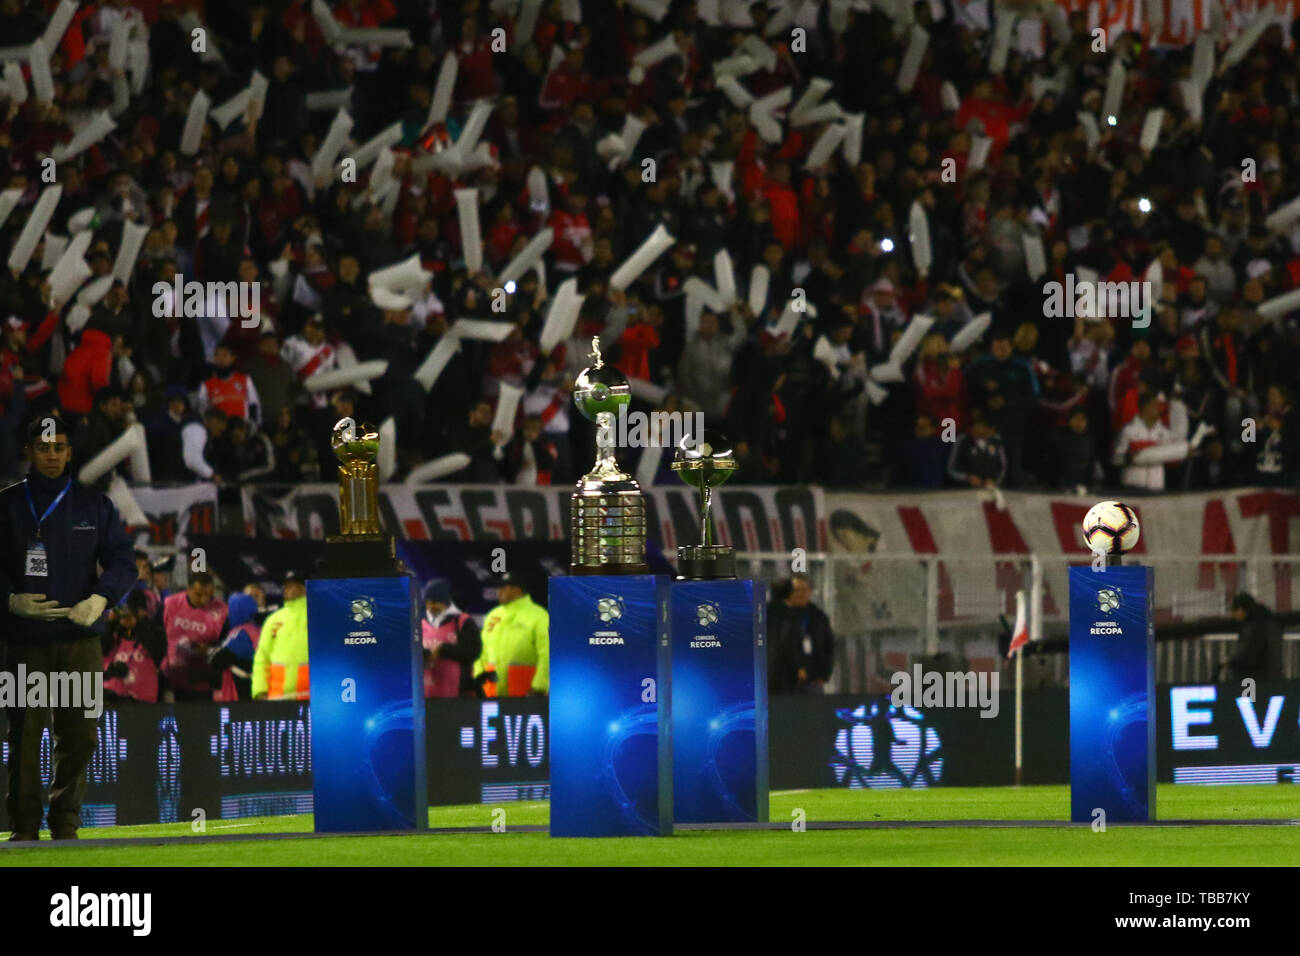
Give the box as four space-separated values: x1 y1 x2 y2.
670 579 768 823
1068 565 1155 823
306 575 427 832
548 575 672 837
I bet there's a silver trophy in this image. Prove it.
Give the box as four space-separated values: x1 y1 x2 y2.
671 427 737 580
570 337 648 575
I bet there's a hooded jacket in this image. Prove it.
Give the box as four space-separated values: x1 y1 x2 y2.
213 592 262 702
253 595 309 700
57 328 113 415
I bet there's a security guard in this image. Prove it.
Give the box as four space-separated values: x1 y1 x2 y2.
476 572 548 697
0 415 135 841
252 570 310 700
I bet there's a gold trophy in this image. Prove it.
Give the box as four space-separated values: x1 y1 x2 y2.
331 417 382 536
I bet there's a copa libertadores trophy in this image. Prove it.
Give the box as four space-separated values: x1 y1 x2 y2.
308 416 425 833
551 336 671 838
671 428 737 580
569 337 649 575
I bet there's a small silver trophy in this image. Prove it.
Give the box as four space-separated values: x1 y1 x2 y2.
671 427 737 580
570 337 649 575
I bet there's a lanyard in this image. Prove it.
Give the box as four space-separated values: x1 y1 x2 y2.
24 478 72 540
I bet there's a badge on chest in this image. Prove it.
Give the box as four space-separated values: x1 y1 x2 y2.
26 540 49 578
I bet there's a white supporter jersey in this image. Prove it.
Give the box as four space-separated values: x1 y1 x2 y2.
281 335 338 408
523 384 570 434
1114 416 1173 490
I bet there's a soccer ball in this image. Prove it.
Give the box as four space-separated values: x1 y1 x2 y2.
1082 500 1140 554
596 597 623 623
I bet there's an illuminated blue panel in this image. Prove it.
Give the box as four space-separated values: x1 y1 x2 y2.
307 576 427 832
670 579 768 823
549 575 672 837
1069 565 1156 822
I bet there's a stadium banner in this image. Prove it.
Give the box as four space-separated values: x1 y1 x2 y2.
241 483 825 553
777 684 1300 792
3 685 1300 829
0 703 315 830
1069 565 1156 823
826 489 1300 619
129 483 218 548
670 579 769 824
426 698 550 805
1164 680 1300 785
548 575 673 837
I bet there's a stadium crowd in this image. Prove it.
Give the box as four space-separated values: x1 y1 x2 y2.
0 0 1298 498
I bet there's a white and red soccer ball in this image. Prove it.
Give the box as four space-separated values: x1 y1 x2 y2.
1082 500 1141 554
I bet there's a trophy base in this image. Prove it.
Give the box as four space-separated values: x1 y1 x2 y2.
675 545 736 581
570 562 650 576
318 534 405 578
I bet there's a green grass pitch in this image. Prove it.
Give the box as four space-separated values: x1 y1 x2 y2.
2 785 1298 866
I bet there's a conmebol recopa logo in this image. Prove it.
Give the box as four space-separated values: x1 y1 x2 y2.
690 602 722 648
345 596 378 644
590 596 626 645
1091 587 1123 635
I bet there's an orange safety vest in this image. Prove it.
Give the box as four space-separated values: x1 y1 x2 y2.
507 665 537 698
268 663 310 701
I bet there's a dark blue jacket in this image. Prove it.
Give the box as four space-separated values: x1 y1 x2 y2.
0 470 137 644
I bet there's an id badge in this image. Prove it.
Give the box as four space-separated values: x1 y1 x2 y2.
26 540 49 578
802 636 813 656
